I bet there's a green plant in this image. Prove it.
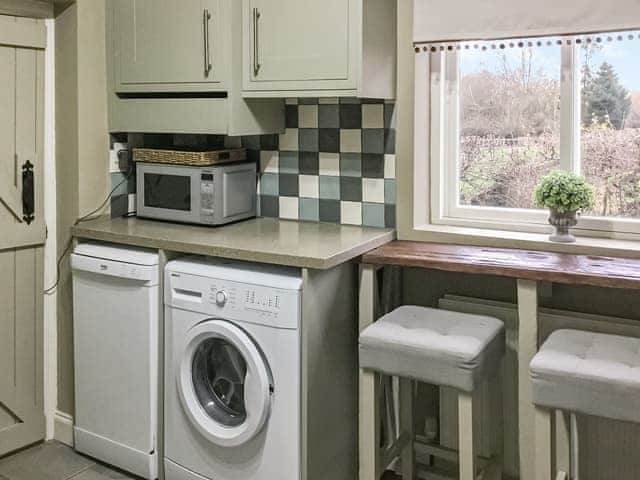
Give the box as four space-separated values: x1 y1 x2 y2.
534 171 595 213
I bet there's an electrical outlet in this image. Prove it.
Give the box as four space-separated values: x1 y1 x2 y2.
109 149 120 173
109 143 129 173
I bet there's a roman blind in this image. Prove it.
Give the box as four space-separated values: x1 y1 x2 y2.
414 0 640 45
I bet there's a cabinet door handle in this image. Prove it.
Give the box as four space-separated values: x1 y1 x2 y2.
253 7 261 76
203 8 212 77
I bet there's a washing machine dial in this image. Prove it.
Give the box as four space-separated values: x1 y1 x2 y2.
215 290 228 307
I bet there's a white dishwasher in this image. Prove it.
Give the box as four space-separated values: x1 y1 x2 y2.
71 242 159 479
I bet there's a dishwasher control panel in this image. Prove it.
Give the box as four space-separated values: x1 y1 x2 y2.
71 254 159 283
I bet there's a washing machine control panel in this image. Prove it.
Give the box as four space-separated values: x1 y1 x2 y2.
209 282 299 329
167 273 301 329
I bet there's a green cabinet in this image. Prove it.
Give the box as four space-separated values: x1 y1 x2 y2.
242 0 396 98
106 0 283 135
246 0 350 84
111 0 227 92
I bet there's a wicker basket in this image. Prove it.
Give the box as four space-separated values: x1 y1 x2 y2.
133 147 247 166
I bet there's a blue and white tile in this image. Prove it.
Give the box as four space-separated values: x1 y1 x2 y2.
362 178 385 203
319 152 340 176
260 150 279 173
340 129 362 153
384 179 397 205
279 197 299 220
298 105 318 129
384 154 396 179
362 104 384 129
259 173 279 196
319 176 340 200
340 153 362 177
299 198 320 222
362 203 386 228
279 129 299 151
279 151 299 174
340 201 362 226
299 175 320 199
260 196 279 218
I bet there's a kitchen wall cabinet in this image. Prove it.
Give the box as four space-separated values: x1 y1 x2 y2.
106 0 283 135
242 0 396 99
112 0 226 92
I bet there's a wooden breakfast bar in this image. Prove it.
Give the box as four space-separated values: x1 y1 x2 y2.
358 241 640 480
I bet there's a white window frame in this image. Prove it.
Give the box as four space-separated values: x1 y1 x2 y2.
426 42 640 237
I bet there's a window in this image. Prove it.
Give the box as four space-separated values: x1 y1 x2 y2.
427 32 640 236
580 40 640 219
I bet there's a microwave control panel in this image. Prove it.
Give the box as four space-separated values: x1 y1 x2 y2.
200 173 215 217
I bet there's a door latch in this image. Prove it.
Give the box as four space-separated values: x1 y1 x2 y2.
22 160 34 225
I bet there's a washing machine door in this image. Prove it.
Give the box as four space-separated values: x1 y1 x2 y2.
178 319 273 448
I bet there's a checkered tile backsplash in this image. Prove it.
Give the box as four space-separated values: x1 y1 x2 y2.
254 98 396 228
109 98 396 228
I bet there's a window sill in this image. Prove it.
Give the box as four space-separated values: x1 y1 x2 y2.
403 223 640 259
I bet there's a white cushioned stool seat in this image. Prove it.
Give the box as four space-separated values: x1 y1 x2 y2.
531 329 640 424
359 306 505 392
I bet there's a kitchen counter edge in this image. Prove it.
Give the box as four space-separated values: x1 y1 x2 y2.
71 216 396 270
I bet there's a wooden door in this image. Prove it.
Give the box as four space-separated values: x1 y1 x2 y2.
0 15 46 456
111 0 224 91
246 0 352 84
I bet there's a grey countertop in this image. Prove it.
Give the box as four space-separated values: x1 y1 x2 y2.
71 216 395 270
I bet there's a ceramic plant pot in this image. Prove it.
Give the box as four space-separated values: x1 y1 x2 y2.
548 208 578 243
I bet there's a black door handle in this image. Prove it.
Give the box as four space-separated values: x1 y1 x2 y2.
22 160 34 225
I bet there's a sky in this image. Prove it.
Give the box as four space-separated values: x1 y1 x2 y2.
459 32 640 93
588 41 640 90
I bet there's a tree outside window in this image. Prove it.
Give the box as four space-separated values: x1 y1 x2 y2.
580 43 640 218
455 33 640 221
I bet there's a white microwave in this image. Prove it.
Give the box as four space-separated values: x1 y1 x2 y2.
136 162 257 226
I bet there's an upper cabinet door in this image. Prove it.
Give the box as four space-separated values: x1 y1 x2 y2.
246 0 354 85
242 0 396 98
112 0 226 91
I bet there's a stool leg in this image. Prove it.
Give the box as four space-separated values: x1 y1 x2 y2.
383 376 397 450
517 279 539 480
360 368 380 480
399 378 414 480
555 410 571 478
359 264 380 480
458 391 476 480
570 413 579 480
534 406 552 480
487 374 504 480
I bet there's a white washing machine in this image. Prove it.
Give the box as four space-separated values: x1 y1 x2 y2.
164 257 303 480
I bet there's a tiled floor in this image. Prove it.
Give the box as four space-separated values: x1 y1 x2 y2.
0 442 135 480
0 441 402 480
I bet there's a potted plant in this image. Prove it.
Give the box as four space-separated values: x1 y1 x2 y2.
534 171 595 243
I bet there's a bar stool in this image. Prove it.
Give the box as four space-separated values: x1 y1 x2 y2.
530 329 640 480
359 305 505 480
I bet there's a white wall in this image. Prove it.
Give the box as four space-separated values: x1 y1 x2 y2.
54 0 110 442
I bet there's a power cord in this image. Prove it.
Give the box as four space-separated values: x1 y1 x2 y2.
44 165 134 295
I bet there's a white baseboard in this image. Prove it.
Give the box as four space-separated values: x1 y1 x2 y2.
54 411 73 447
